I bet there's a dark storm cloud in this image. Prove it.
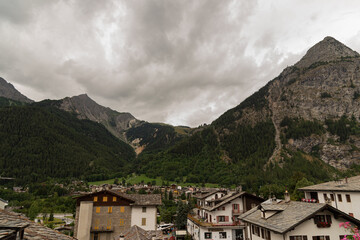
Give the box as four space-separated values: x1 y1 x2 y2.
0 0 359 126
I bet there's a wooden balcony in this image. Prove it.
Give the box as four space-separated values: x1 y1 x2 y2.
188 214 244 227
90 226 114 233
232 209 244 215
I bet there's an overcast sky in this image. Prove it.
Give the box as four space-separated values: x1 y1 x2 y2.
1 0 360 127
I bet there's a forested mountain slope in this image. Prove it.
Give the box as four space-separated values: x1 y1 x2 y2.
0 102 136 184
135 37 360 191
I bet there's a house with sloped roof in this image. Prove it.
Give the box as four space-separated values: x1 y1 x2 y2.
239 193 360 240
0 209 74 240
74 190 161 240
188 190 263 240
113 225 163 240
298 175 360 219
0 198 8 210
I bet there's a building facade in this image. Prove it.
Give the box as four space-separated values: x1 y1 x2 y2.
188 191 263 240
299 175 360 219
239 198 360 240
74 190 161 240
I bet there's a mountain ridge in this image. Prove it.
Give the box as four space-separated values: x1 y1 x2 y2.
0 77 33 103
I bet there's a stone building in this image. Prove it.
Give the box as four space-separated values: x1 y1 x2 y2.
74 190 161 240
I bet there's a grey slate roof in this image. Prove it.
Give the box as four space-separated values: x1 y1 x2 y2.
299 175 360 192
0 229 16 239
115 225 162 240
108 191 162 206
193 190 224 200
239 201 360 234
0 210 74 239
203 192 263 212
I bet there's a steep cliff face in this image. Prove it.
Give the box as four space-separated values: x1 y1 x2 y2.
216 36 360 170
60 94 142 141
0 77 33 103
59 94 189 153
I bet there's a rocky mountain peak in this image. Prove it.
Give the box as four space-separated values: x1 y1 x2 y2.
295 36 359 68
0 77 33 103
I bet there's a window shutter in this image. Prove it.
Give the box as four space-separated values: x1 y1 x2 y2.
314 216 319 224
217 216 219 222
325 236 330 240
326 215 332 223
225 216 229 222
303 236 308 240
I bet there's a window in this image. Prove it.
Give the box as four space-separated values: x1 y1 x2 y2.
330 194 334 201
264 230 271 240
290 236 308 240
219 232 227 239
142 207 147 213
314 215 331 228
233 204 239 209
120 206 125 213
94 196 98 202
338 194 342 202
251 225 260 237
142 218 146 226
96 207 100 213
108 207 112 213
340 236 345 240
218 216 226 222
94 233 99 240
113 196 117 202
312 236 330 240
119 219 125 226
204 232 212 239
103 196 108 202
107 219 111 230
222 206 225 210
346 194 351 202
323 193 328 201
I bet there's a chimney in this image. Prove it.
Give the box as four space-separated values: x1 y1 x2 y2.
345 177 348 184
284 190 290 203
120 235 125 240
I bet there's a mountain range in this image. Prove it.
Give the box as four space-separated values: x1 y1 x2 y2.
0 36 359 191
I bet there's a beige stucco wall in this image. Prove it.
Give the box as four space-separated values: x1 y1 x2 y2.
246 209 356 240
131 206 157 230
77 201 94 240
305 191 360 219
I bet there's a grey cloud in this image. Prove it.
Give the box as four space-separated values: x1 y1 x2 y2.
0 0 359 127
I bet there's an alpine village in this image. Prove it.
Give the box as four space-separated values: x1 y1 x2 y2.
1 32 360 240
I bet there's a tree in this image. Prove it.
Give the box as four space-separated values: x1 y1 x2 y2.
169 191 174 200
49 211 54 222
114 178 119 185
292 177 314 200
175 201 191 229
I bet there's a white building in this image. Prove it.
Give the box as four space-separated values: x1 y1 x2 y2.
0 198 8 210
188 191 264 240
299 175 360 219
239 195 360 240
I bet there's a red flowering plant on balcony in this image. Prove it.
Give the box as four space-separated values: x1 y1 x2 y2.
339 222 360 240
317 221 331 228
